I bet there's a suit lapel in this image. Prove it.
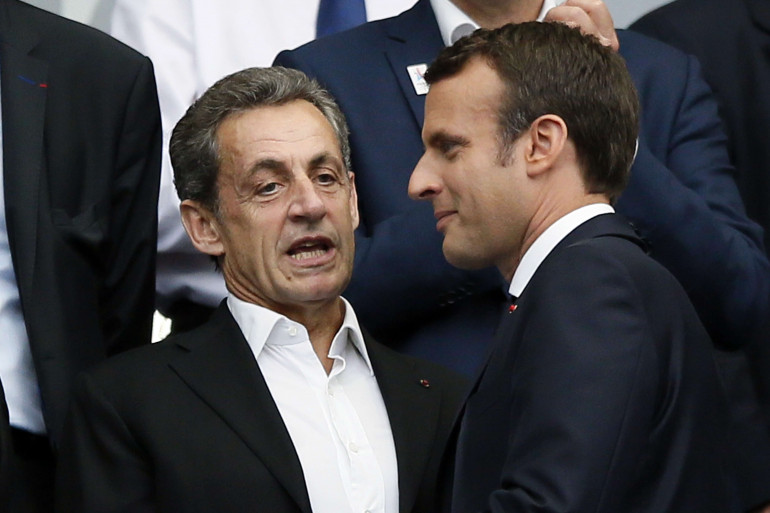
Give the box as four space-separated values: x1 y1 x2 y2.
0 0 46 294
168 306 312 513
366 334 441 513
383 0 444 129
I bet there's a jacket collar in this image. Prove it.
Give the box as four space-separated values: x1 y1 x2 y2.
172 303 447 513
382 0 443 128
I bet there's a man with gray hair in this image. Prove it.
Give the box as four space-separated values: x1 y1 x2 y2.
55 66 465 513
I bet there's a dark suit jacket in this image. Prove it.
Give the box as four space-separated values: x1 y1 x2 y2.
451 214 735 513
274 0 770 373
632 0 770 252
56 303 467 513
631 4 770 507
0 0 160 446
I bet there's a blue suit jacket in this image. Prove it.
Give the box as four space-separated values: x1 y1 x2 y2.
632 0 770 252
451 213 736 513
631 2 770 508
275 0 770 376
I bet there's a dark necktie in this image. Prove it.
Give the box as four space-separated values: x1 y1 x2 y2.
315 0 367 38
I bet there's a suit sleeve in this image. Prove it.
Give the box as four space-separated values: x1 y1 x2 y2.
56 373 155 513
101 56 161 354
616 50 770 350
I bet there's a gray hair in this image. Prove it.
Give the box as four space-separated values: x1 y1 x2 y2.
170 66 352 213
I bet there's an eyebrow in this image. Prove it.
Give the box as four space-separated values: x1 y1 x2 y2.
425 130 469 150
248 158 287 176
309 152 343 170
245 153 344 178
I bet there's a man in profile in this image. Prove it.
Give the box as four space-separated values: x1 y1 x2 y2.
56 66 464 513
409 22 735 512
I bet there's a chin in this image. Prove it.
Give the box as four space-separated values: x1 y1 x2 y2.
443 246 487 271
294 279 347 303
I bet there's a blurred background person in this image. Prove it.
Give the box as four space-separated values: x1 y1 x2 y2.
0 0 161 511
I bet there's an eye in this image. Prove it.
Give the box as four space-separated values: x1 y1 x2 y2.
434 136 466 161
256 182 282 196
315 171 340 186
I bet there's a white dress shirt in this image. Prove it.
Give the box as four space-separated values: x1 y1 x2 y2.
110 0 417 313
509 203 615 298
227 295 399 513
431 0 558 45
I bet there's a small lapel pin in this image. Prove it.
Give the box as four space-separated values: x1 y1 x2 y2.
508 304 517 313
419 379 431 388
407 64 429 95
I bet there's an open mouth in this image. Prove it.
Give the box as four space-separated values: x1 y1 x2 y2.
287 239 332 261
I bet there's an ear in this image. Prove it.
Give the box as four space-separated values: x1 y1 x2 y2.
347 172 360 230
523 114 568 177
180 199 226 257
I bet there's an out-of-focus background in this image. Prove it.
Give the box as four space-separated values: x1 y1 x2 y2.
21 0 671 30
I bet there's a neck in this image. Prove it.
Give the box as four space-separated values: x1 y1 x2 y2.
296 300 346 374
501 193 609 282
451 0 543 28
230 283 345 374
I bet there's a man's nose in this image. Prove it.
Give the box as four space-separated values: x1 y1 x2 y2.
288 176 327 220
408 153 441 201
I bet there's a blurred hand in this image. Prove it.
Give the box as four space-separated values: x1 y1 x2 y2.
545 0 619 51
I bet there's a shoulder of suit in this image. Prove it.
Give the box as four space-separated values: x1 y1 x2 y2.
14 0 150 67
618 27 691 63
278 12 398 61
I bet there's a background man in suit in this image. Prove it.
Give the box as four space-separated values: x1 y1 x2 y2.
56 66 465 513
409 22 735 512
275 0 626 375
0 0 161 510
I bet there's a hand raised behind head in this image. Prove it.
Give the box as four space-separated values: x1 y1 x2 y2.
545 0 619 51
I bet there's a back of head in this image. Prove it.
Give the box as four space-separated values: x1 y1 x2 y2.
426 22 640 202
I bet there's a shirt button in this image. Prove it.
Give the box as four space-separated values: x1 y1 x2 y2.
288 326 298 336
349 442 359 453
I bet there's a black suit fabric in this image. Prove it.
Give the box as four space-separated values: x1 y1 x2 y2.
452 214 735 513
0 379 9 509
56 304 467 513
0 0 161 446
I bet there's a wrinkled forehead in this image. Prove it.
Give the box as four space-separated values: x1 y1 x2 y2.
216 102 344 177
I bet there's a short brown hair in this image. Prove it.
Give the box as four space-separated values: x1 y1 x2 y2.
426 22 639 201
